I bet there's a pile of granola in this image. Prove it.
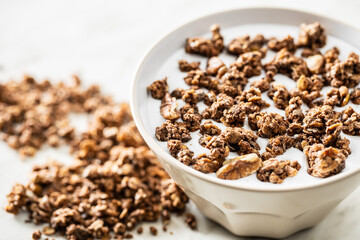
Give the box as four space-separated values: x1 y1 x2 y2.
148 22 360 184
4 76 196 240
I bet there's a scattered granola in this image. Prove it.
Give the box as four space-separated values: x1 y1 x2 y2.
0 75 113 158
5 78 197 239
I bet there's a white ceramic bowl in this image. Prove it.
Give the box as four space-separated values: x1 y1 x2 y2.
131 7 360 238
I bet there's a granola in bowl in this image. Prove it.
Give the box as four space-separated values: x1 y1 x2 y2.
147 22 360 185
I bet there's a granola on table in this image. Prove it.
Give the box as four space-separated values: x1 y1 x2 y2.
5 76 197 239
148 22 360 184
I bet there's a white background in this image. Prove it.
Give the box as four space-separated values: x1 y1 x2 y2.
0 0 360 239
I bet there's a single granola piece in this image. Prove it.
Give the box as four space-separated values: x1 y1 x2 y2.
216 153 262 180
220 104 246 127
227 34 267 56
250 74 274 92
178 60 200 72
301 48 321 58
306 54 324 74
289 87 322 107
161 180 189 212
5 184 28 214
220 127 260 155
323 86 350 107
155 120 191 142
193 153 222 173
185 213 197 230
249 112 289 138
285 96 304 123
304 144 346 178
180 105 202 132
201 135 230 159
326 52 360 88
261 135 295 160
182 88 198 105
167 140 195 165
199 120 221 135
267 35 296 52
218 66 248 95
231 51 262 77
170 88 184 99
203 91 217 106
257 159 301 184
285 97 304 135
185 24 224 57
202 93 234 121
324 47 339 71
297 22 327 49
32 230 42 240
207 56 225 75
160 93 181 120
264 48 309 80
341 106 360 136
350 88 360 104
268 83 290 109
147 78 168 100
184 70 215 89
303 105 341 135
296 74 324 92
234 87 270 114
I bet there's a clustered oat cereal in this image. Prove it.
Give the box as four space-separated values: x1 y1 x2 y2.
148 23 360 183
4 76 196 240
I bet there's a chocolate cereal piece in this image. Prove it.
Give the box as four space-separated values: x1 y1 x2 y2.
350 88 360 104
304 144 345 178
185 24 224 57
167 140 195 166
323 86 350 107
231 51 262 77
220 127 260 155
267 35 296 52
257 159 301 184
193 153 222 173
326 52 360 88
147 77 168 100
249 112 289 138
178 60 200 72
297 22 327 49
155 120 191 142
207 56 225 76
268 83 290 110
341 106 360 136
261 135 295 160
199 120 221 135
265 48 309 80
227 34 267 56
185 213 197 230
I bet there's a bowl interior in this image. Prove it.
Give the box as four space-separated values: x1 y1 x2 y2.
131 7 360 191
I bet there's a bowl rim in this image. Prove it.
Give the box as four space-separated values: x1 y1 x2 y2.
130 6 360 193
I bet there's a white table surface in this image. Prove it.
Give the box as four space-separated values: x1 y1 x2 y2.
0 0 360 239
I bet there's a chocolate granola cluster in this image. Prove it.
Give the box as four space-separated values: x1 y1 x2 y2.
148 22 360 183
